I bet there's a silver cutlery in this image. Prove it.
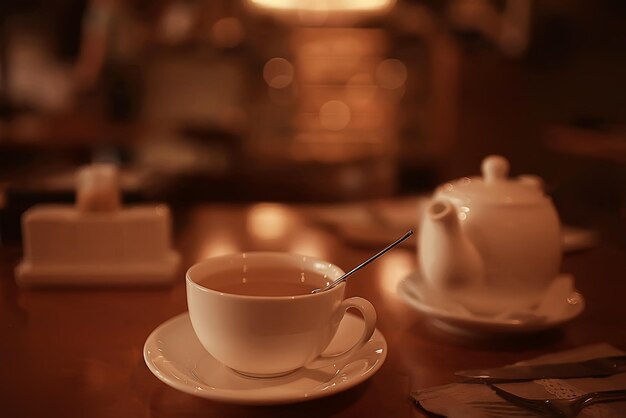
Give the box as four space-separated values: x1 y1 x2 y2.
456 355 626 381
490 385 626 417
312 230 413 293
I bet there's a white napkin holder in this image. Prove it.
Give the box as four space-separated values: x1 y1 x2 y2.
15 164 180 287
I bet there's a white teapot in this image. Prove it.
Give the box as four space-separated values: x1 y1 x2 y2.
418 155 562 314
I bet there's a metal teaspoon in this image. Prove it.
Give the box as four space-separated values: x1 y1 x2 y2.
312 230 414 293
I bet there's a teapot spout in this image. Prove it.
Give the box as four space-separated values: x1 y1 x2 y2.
419 199 484 291
428 200 458 225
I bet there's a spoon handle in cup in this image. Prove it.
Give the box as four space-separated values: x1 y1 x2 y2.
314 230 413 293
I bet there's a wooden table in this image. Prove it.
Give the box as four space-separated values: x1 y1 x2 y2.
1 203 625 418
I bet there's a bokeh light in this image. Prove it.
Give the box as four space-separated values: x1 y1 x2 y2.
211 17 245 49
249 0 394 12
263 58 295 89
375 59 407 90
319 100 351 131
247 203 292 240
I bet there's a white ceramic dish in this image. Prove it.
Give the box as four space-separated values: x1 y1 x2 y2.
143 312 387 405
397 271 585 335
16 203 180 287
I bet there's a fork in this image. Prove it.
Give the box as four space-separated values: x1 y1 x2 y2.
489 384 626 417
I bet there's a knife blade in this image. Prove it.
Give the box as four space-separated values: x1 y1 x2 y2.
456 355 626 381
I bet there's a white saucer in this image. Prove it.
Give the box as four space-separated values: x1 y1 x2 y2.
143 312 387 405
397 271 585 335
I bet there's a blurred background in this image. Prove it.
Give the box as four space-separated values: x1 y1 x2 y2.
0 0 624 242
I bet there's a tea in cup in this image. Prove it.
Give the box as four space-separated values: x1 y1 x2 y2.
186 252 377 377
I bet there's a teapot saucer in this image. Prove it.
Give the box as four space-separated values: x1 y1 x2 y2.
397 271 585 335
144 312 387 405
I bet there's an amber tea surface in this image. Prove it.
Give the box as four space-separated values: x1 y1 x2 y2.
199 267 329 296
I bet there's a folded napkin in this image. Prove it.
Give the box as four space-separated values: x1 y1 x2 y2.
412 343 626 418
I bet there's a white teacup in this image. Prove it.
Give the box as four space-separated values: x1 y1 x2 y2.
186 252 377 378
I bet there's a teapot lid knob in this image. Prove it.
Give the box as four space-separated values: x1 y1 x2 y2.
482 155 509 184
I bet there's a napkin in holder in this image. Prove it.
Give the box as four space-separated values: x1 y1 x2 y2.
412 343 626 418
15 164 180 286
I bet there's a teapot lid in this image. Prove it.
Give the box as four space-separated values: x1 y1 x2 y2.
436 155 548 205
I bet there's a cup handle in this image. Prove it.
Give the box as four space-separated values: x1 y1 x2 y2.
312 296 377 368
